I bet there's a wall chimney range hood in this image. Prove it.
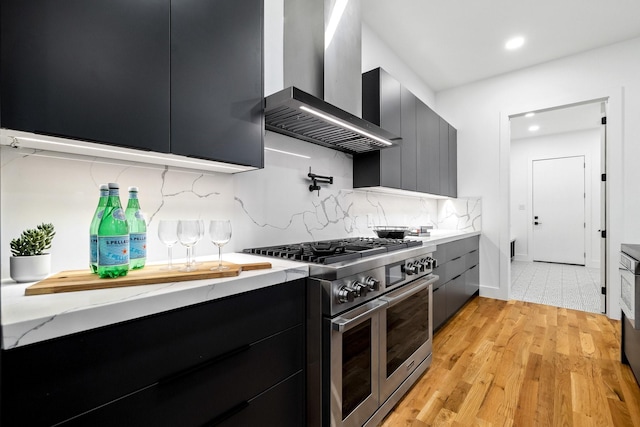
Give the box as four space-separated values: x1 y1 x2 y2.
264 86 400 154
265 0 401 154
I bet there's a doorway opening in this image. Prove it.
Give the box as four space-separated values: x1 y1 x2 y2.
509 100 607 314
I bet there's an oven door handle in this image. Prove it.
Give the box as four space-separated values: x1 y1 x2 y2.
331 299 387 332
380 274 438 307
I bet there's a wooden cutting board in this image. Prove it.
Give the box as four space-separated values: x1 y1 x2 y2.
24 260 272 296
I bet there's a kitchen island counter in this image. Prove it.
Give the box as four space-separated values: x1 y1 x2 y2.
1 253 308 349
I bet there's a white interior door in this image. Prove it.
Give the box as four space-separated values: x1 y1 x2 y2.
532 156 586 265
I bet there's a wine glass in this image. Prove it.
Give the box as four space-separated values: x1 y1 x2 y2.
157 220 179 270
177 220 201 272
191 219 206 266
209 220 232 271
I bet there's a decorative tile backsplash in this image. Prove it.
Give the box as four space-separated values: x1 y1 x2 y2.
1 132 481 279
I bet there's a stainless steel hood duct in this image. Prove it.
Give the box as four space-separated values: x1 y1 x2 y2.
264 0 401 154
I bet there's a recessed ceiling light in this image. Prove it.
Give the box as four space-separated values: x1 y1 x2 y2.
528 125 540 132
505 36 525 50
525 112 535 118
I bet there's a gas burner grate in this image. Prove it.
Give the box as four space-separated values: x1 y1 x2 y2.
244 237 423 265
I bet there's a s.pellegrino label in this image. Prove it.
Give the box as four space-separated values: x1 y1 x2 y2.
98 235 130 266
129 232 147 261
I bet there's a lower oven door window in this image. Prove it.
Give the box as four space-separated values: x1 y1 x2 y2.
380 275 436 402
328 300 385 427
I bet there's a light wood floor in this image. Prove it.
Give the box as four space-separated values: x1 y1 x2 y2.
381 297 640 426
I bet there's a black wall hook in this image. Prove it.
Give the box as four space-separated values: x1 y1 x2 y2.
308 167 333 196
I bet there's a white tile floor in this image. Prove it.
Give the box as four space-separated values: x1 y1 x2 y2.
510 261 602 314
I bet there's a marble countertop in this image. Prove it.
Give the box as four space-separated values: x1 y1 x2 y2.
412 229 481 246
1 230 480 349
1 253 308 349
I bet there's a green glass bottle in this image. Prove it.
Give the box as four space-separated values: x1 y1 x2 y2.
97 183 130 278
89 184 109 273
125 186 147 270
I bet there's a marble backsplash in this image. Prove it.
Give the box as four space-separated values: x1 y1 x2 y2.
1 132 481 279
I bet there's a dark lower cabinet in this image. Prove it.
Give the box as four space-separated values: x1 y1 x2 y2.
433 236 480 331
1 280 305 426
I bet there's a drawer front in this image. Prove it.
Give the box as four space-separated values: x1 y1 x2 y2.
446 274 467 317
435 255 466 284
465 250 479 270
432 284 448 331
61 325 304 427
217 371 304 427
465 265 480 297
435 235 479 265
1 279 305 427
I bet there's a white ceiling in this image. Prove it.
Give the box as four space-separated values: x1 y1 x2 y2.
363 0 640 92
510 101 603 140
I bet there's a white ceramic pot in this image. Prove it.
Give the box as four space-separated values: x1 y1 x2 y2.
9 253 51 283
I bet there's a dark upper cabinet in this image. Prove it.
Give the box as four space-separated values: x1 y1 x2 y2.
0 0 264 169
0 0 171 153
400 86 417 191
171 0 263 167
355 68 402 189
355 67 457 197
448 125 458 198
439 118 450 196
417 102 440 195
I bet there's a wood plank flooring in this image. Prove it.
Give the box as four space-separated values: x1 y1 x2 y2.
381 297 640 426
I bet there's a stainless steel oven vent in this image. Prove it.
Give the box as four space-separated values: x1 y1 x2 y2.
265 87 401 154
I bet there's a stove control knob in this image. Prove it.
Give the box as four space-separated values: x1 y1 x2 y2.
363 276 380 291
404 262 420 275
336 286 356 303
419 258 431 271
352 281 369 297
426 257 437 269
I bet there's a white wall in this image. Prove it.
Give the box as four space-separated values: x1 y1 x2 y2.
436 36 640 319
510 128 601 267
362 23 436 109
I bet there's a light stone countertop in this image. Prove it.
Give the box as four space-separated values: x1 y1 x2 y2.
1 231 480 349
1 252 308 349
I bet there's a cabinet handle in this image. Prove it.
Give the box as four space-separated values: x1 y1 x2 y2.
202 401 250 426
158 343 251 386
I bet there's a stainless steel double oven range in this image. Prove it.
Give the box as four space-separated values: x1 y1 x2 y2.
245 238 438 427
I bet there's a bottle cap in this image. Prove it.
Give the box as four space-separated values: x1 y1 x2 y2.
108 182 119 189
128 186 139 192
99 184 109 190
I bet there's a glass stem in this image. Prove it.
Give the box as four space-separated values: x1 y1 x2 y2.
187 247 193 269
218 245 222 269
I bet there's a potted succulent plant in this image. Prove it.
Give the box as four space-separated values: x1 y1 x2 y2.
9 223 56 282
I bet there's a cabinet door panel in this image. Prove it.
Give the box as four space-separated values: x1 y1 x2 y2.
417 102 440 194
449 125 458 197
400 87 417 191
171 0 263 167
0 0 170 152
439 118 450 196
